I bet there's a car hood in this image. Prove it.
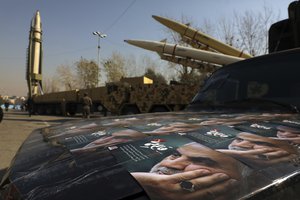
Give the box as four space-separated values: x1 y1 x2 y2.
1 111 300 199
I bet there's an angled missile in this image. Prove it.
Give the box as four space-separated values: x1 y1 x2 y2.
181 36 217 52
159 54 220 73
26 10 43 98
124 39 244 65
152 15 252 59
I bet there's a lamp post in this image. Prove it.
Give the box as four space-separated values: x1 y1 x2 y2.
92 31 107 86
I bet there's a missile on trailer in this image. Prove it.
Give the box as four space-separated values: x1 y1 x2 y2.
181 36 217 52
26 10 43 98
152 15 252 59
124 39 244 65
159 54 220 73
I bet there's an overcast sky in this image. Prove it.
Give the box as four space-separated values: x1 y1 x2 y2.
0 0 295 97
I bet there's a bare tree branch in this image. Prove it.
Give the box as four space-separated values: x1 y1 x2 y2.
56 64 78 90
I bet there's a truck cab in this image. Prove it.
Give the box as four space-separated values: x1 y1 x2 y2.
188 48 300 113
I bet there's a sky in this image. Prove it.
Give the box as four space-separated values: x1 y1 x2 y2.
0 0 295 97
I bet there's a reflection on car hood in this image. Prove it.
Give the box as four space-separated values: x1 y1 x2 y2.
1 111 300 200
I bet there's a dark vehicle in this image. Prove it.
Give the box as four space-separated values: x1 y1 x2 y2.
1 49 300 200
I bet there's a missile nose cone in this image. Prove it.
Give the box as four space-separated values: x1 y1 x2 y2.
124 39 164 53
152 15 183 34
152 15 160 21
35 10 41 20
32 10 41 30
152 15 168 24
124 39 138 46
124 40 149 49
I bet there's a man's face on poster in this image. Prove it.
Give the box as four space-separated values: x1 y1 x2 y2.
276 125 300 139
146 122 201 135
228 132 293 152
150 142 241 180
112 129 145 139
228 132 279 151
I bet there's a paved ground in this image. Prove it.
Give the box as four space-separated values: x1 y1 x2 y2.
0 110 78 172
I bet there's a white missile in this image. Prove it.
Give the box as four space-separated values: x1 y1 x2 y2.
152 15 252 59
26 11 43 97
159 54 220 73
124 39 244 65
181 36 217 53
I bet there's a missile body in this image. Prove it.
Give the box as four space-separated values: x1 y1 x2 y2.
181 36 216 52
160 54 220 73
152 15 252 59
27 11 43 97
125 40 244 65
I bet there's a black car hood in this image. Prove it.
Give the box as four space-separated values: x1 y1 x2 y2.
1 111 300 199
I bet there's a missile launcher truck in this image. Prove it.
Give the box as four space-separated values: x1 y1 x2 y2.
31 76 199 116
28 0 300 117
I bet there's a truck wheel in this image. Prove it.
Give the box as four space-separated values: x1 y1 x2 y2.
46 107 53 115
67 104 77 116
69 111 76 116
121 106 140 115
150 106 169 113
55 106 62 115
37 106 45 115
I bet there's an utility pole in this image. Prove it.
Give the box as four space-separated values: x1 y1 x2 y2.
92 31 107 86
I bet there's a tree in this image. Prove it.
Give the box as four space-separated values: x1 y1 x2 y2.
76 58 98 88
42 76 61 93
103 52 174 84
140 55 169 84
234 11 264 56
217 18 236 47
103 51 127 82
217 5 280 56
56 64 78 90
144 68 167 84
123 54 137 77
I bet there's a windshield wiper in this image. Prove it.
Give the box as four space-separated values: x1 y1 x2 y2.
223 98 300 113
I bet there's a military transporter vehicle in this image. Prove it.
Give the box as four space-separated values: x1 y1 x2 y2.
31 76 199 116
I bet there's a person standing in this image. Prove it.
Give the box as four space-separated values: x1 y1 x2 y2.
26 97 33 117
82 93 93 119
4 100 9 111
0 106 3 123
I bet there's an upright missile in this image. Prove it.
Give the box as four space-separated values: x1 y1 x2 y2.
26 11 43 98
152 15 252 59
124 39 244 65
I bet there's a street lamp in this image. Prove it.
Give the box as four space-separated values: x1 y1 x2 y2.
92 31 107 86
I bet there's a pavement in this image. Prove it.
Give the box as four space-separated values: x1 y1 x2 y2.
0 110 78 172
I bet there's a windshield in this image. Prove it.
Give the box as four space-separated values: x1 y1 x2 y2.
188 49 300 112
